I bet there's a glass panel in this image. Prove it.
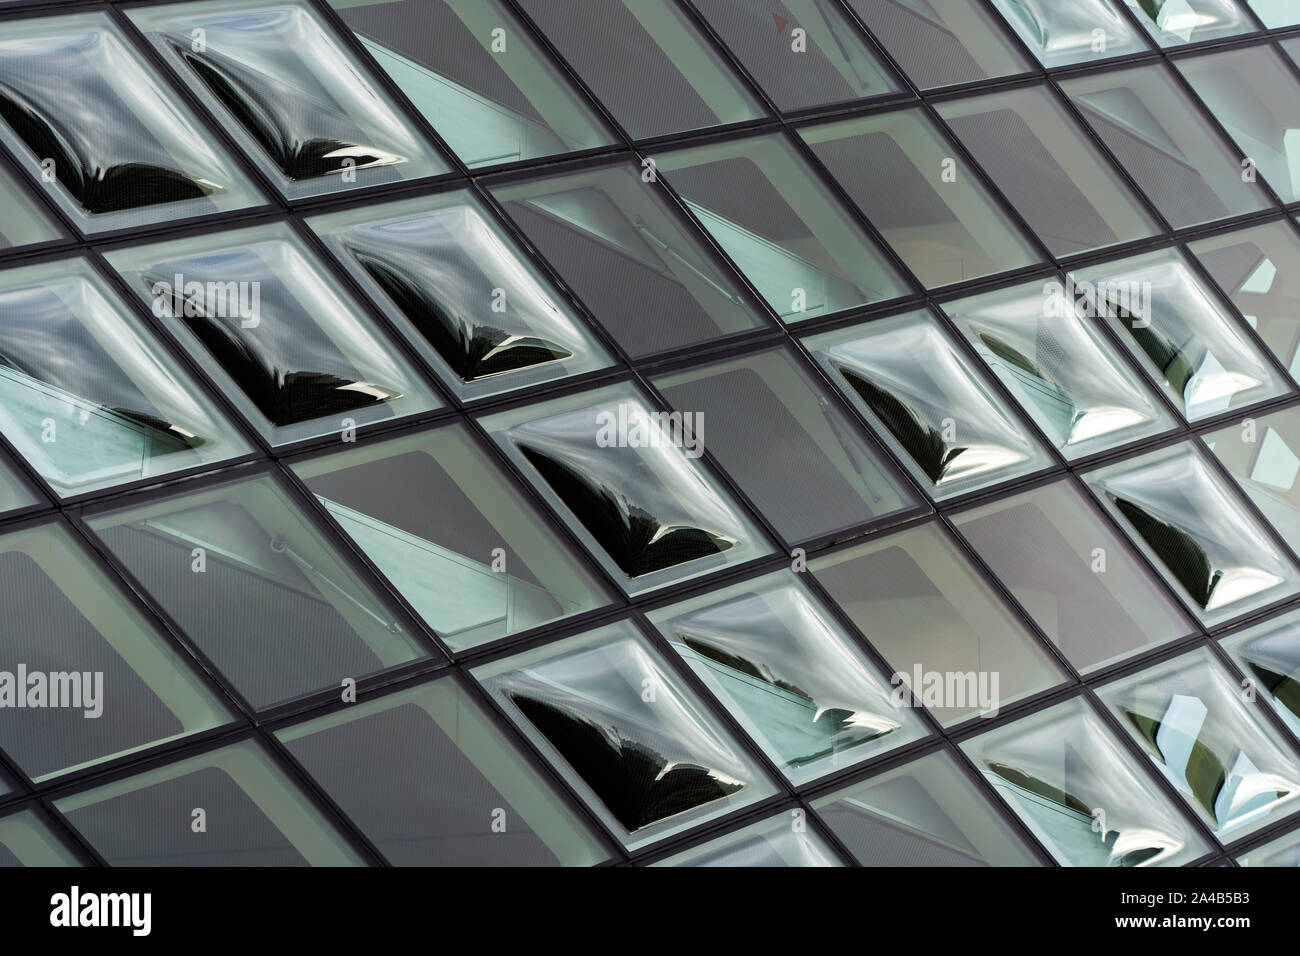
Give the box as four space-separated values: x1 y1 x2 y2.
1190 220 1300 378
0 258 251 499
0 810 81 867
652 347 919 544
308 191 613 403
327 0 616 168
277 677 610 865
952 479 1196 673
1098 647 1300 839
1221 608 1300 739
805 310 1054 501
0 175 60 250
943 279 1176 458
481 382 772 595
657 133 907 320
515 0 766 139
1205 407 1300 548
55 740 363 865
490 162 767 359
473 619 778 851
292 424 610 652
647 571 929 785
688 0 898 112
1122 0 1256 46
85 472 430 710
842 0 1031 90
1075 249 1291 421
128 0 448 201
812 750 1041 866
1237 826 1300 865
987 0 1148 67
936 86 1160 258
800 109 1039 288
0 12 262 233
0 521 231 782
1178 47 1300 204
1062 65 1272 229
1084 442 1300 626
654 811 841 867
1250 0 1300 26
962 696 1211 867
812 521 1065 725
105 222 442 447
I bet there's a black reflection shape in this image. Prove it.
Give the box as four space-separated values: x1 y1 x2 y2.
0 59 213 214
153 285 398 428
1123 706 1229 820
681 637 876 761
1246 663 1300 721
171 41 401 182
510 692 742 831
518 444 733 577
353 251 571 381
1103 296 1196 398
838 366 965 484
1112 496 1221 609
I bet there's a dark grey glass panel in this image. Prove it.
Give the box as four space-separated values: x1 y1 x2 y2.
800 110 1039 288
1190 220 1300 379
482 383 772 594
0 258 251 498
937 86 1159 257
278 678 610 866
1062 65 1272 229
328 0 616 168
309 191 612 402
0 810 81 867
813 750 1041 866
55 741 363 865
842 0 1031 90
0 521 230 782
0 13 262 233
292 424 610 651
86 473 430 710
474 619 778 850
962 696 1210 866
689 0 898 112
106 223 442 447
491 163 768 358
129 0 448 201
654 812 841 866
953 480 1195 673
515 0 766 139
652 347 918 544
812 521 1064 725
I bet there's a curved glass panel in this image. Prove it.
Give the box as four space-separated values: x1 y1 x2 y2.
0 258 251 498
1076 249 1291 422
1205 407 1300 548
309 191 612 402
944 279 1175 459
481 382 772 594
647 571 928 785
474 620 778 850
129 0 448 201
963 696 1210 867
1099 647 1300 839
0 12 262 233
106 223 441 446
806 311 1054 500
85 472 431 710
55 740 363 866
1237 825 1300 865
1085 442 1300 626
277 677 610 865
654 811 841 867
988 0 1148 68
1250 0 1300 26
328 0 615 168
1122 0 1256 46
657 133 907 320
1221 609 1300 738
292 424 610 652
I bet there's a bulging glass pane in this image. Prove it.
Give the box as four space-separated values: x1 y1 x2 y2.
654 812 842 867
988 0 1149 68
